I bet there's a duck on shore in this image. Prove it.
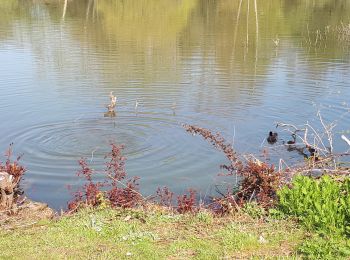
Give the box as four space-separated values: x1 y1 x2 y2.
267 131 278 144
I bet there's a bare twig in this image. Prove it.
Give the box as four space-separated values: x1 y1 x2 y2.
276 110 336 157
90 147 99 163
341 135 350 146
278 159 290 173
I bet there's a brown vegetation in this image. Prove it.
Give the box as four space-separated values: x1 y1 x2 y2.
183 124 281 212
0 145 26 210
67 143 142 212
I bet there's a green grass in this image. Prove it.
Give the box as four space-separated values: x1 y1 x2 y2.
0 207 305 259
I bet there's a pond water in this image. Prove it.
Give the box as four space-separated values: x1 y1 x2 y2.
0 0 349 209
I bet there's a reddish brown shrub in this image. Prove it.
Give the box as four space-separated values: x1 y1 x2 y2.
236 160 281 208
0 144 26 185
177 189 197 214
67 125 282 215
108 177 141 208
68 143 141 212
0 144 26 198
67 159 103 210
156 187 174 207
183 124 281 212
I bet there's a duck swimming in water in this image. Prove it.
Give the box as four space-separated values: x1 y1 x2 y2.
267 131 278 144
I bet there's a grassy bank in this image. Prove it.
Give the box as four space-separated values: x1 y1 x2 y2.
0 207 305 259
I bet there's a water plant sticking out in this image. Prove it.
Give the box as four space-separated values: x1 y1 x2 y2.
273 35 280 47
104 91 117 117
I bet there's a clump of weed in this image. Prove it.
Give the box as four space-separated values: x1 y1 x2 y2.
0 144 26 193
183 124 281 213
156 187 174 208
154 187 199 214
68 158 103 209
242 202 266 219
0 144 26 208
68 144 202 214
106 144 141 208
237 160 280 208
177 189 198 214
68 143 141 212
278 175 350 236
298 234 350 259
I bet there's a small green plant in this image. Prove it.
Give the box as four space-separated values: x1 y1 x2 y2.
242 202 265 219
277 175 350 236
196 211 213 224
298 234 350 259
268 208 285 220
96 191 110 210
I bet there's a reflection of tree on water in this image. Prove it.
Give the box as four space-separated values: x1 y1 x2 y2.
57 0 198 85
1 0 349 90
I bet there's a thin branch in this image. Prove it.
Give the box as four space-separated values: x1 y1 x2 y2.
341 135 350 146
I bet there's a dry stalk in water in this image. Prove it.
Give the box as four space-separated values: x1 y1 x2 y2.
106 92 117 112
182 124 243 175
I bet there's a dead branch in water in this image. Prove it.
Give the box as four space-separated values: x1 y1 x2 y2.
276 108 350 176
276 110 336 157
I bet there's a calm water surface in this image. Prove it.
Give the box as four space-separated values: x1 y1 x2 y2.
0 0 349 209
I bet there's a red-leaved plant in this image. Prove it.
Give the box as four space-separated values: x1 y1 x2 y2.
67 143 141 212
0 144 26 198
0 145 26 184
236 160 280 208
183 124 281 213
156 187 174 208
177 189 198 214
68 125 281 215
105 144 141 208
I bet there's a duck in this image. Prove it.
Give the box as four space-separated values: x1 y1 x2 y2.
306 146 319 161
267 131 278 144
287 133 296 145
